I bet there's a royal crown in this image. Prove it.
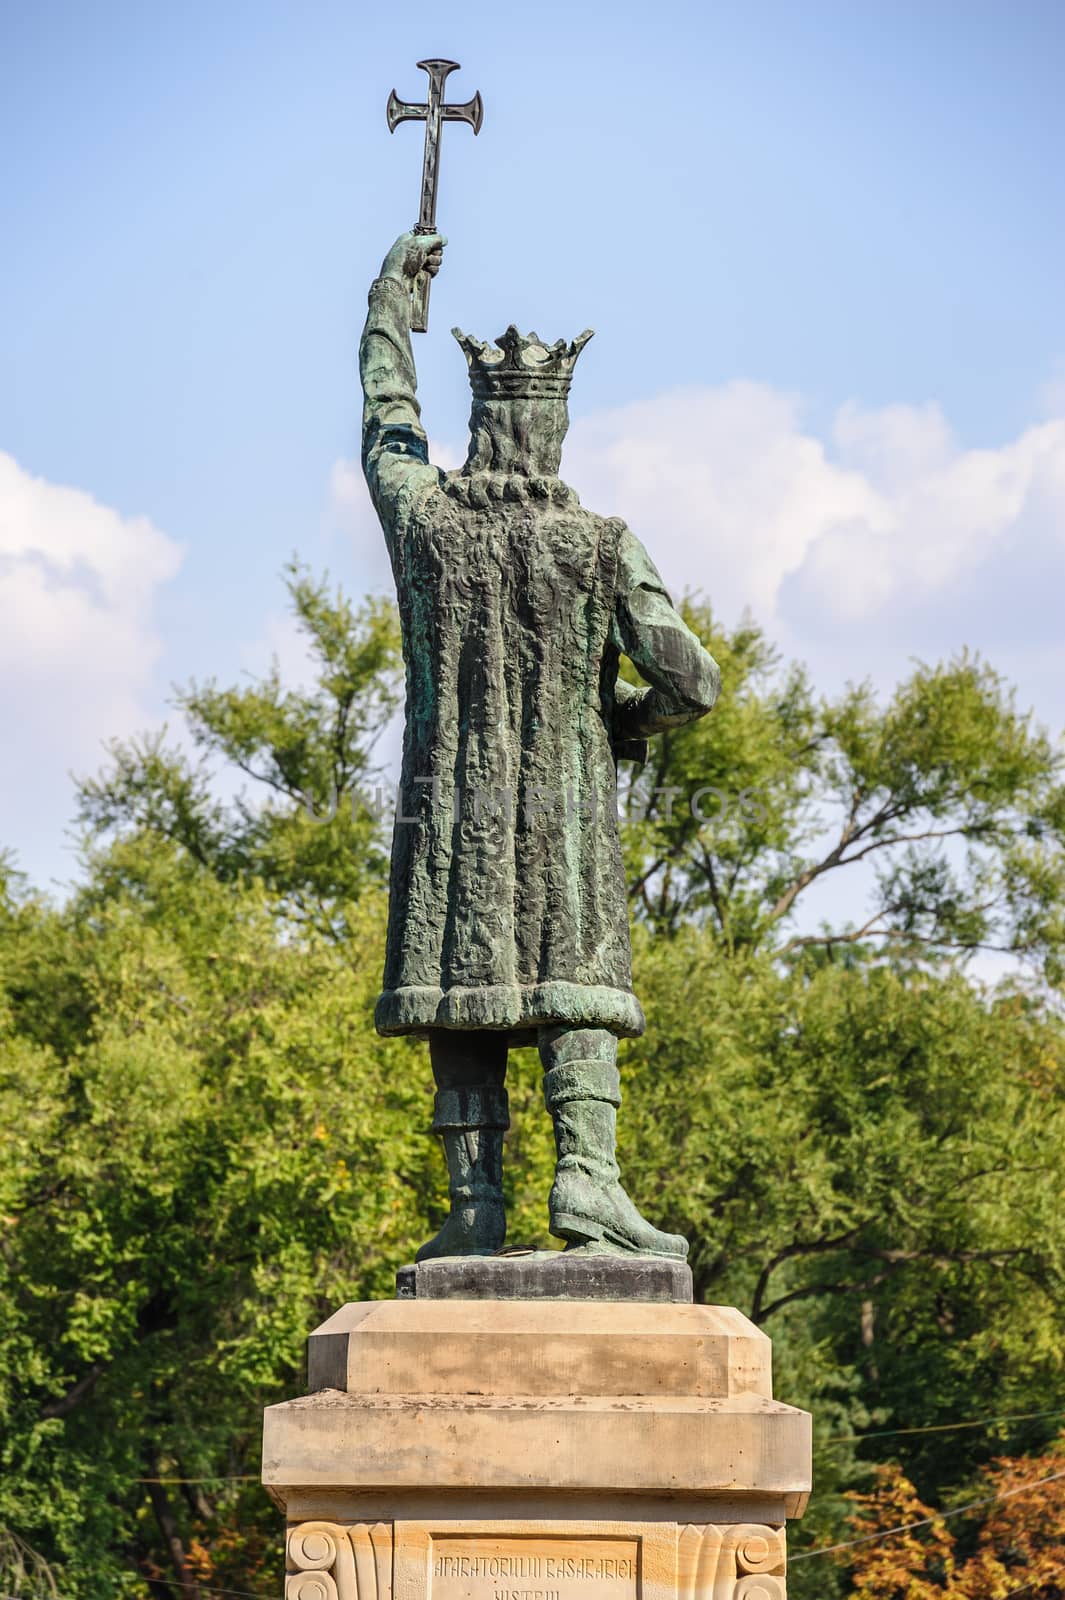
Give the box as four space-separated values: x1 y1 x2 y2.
452 324 594 398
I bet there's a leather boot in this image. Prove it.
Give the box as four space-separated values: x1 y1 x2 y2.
416 1085 509 1261
543 1060 688 1259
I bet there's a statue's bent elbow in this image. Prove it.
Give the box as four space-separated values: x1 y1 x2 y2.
689 656 722 718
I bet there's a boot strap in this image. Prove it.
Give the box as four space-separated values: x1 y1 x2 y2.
432 1085 510 1133
543 1061 621 1110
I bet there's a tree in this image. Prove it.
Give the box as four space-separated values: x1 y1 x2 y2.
0 844 440 1596
612 603 1065 1596
0 569 416 1595
2 574 1064 1597
840 1445 1065 1598
0 569 557 1597
620 604 1065 982
838 1463 955 1599
77 560 403 932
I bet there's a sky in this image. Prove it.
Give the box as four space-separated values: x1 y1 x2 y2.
2 0 1064 895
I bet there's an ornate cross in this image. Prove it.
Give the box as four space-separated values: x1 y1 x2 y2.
387 59 483 332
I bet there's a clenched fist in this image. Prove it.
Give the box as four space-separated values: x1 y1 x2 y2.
380 230 447 286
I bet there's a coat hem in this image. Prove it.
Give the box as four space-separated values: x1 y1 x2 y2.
375 982 645 1041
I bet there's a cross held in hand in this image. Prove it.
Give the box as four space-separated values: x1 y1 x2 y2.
387 59 483 331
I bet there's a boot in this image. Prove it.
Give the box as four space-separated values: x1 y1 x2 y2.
416 1085 508 1261
543 1060 688 1259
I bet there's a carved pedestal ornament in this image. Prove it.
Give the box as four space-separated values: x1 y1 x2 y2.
286 1522 393 1600
678 1525 787 1600
284 1522 787 1600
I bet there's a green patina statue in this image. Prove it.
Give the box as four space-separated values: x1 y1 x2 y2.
360 231 721 1262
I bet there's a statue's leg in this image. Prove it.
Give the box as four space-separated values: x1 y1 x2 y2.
417 1031 509 1262
540 1026 688 1260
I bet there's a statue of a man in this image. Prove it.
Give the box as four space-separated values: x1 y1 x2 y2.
360 231 721 1262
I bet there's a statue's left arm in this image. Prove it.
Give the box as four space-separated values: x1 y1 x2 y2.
359 232 445 531
611 524 722 751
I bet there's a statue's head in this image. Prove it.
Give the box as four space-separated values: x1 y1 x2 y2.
453 325 593 479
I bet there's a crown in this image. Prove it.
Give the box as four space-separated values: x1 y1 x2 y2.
452 324 594 398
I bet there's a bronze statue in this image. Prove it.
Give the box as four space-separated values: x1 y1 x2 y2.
362 66 720 1260
360 229 720 1261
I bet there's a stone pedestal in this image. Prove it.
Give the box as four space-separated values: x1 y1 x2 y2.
263 1296 811 1600
396 1253 694 1304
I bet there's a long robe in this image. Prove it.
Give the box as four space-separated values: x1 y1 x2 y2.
361 274 721 1043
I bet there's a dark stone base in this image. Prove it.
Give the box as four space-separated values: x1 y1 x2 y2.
395 1251 693 1303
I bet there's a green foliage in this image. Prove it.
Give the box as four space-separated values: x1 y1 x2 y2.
77 561 403 930
0 845 439 1594
622 605 1065 981
620 934 1065 1596
616 608 1065 1596
2 574 1064 1598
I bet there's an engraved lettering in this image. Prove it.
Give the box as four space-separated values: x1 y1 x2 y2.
432 1539 637 1600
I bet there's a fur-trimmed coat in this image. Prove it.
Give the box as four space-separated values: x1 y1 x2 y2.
361 275 720 1042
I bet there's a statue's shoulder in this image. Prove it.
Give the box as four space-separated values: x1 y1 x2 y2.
602 519 668 597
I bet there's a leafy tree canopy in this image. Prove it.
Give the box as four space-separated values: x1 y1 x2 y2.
1 570 1063 1599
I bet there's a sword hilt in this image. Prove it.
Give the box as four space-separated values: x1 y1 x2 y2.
411 221 437 332
410 269 431 333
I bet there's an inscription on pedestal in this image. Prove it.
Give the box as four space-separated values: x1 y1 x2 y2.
282 1518 790 1600
431 1539 639 1600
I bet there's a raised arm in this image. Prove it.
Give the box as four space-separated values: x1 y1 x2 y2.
611 523 721 753
359 232 445 527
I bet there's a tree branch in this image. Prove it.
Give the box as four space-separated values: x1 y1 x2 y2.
750 1225 868 1321
229 755 305 806
331 689 355 793
781 921 1035 960
145 1466 203 1600
851 1245 1029 1268
766 789 869 922
753 1243 1036 1323
39 1361 105 1420
756 1273 893 1324
704 851 725 933
766 788 979 928
778 911 889 957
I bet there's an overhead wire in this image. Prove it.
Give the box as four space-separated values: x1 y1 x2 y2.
827 1407 1065 1445
790 1465 1065 1563
136 1476 260 1485
123 1575 275 1600
999 1563 1065 1598
44 1449 1065 1593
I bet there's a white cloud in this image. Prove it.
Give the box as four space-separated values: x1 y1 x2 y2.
813 408 1065 621
329 455 370 531
561 384 1065 733
328 455 393 598
327 379 1065 739
329 439 465 599
565 385 1065 620
0 452 183 881
566 382 886 620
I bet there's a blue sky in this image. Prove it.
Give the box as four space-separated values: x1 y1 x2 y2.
2 0 1064 891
